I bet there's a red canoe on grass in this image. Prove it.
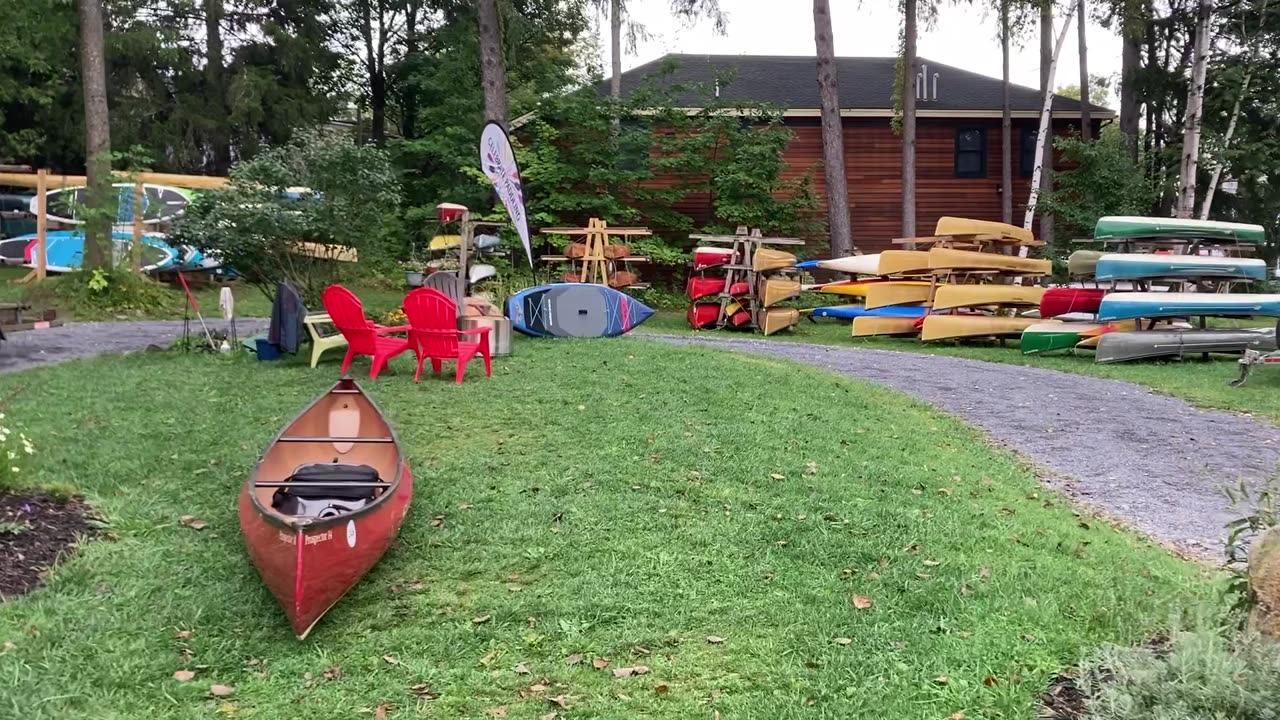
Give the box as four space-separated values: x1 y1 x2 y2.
239 378 412 640
1040 287 1106 318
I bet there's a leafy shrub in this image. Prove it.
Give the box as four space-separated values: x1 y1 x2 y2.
23 267 171 317
173 128 401 306
1076 623 1280 720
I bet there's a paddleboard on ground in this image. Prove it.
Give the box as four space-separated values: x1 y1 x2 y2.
507 283 653 338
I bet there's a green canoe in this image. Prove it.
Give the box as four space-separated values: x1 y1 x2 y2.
1093 216 1266 244
1021 321 1107 354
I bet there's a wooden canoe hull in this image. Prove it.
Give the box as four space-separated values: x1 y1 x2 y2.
758 277 801 306
852 316 920 337
1040 287 1106 318
876 250 932 276
752 248 796 272
920 315 1038 341
927 248 1052 275
239 463 413 639
864 282 934 309
756 307 799 335
931 284 1045 311
934 216 1035 244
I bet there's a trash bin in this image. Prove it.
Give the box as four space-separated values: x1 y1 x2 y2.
461 316 512 356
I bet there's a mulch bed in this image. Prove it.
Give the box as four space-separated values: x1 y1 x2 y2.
1038 635 1171 719
0 492 93 598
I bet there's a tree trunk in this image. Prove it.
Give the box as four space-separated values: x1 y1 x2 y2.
902 0 917 241
812 0 853 258
1024 2 1075 240
205 0 230 173
402 0 420 140
1119 0 1142 162
371 0 390 146
1176 0 1212 218
78 0 111 271
1001 0 1012 224
1077 0 1091 140
1037 0 1054 246
478 0 507 124
610 0 622 98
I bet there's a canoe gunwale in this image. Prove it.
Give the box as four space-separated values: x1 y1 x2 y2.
244 377 406 532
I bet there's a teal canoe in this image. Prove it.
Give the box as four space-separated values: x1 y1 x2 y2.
1092 216 1266 244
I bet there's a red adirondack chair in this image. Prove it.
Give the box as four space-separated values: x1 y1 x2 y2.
402 287 492 384
321 285 411 379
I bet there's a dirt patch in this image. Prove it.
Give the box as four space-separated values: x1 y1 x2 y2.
1037 635 1170 719
0 492 94 598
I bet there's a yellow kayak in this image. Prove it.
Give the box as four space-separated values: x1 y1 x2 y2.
931 284 1045 311
864 282 934 309
920 314 1038 341
813 279 930 298
852 316 920 337
429 234 463 251
928 247 1052 275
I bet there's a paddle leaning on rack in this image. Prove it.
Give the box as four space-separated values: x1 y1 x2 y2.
238 378 412 640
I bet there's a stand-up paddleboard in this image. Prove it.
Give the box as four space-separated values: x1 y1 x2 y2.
20 230 177 273
507 283 653 338
33 183 195 225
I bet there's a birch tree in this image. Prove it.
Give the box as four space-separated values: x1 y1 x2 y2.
1175 0 1213 218
902 0 918 239
1023 0 1077 240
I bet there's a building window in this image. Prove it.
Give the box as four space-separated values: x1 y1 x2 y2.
954 127 987 178
1020 127 1038 178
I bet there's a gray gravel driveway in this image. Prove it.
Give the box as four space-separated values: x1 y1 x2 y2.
0 318 269 374
649 333 1280 559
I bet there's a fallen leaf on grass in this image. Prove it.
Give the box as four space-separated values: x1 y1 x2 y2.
176 629 193 640
430 515 445 529
179 515 207 530
979 566 991 579
904 543 921 553
409 683 439 699
1 641 14 651
487 707 508 717
922 560 941 567
480 650 497 666
934 675 949 685
804 462 818 475
710 688 722 699
769 473 785 480
173 670 195 681
850 595 874 610
591 657 609 669
950 713 965 720
383 655 400 665
541 714 558 720
472 614 492 625
458 503 475 510
374 704 395 720
1021 634 1037 642
655 682 670 694
564 654 582 666
323 665 343 681
631 645 650 656
548 695 570 708
705 635 725 644
833 637 852 646
209 684 235 697
983 676 998 686
217 703 238 715
513 662 531 675
613 665 650 678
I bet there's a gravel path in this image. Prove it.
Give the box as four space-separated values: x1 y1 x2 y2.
0 318 269 375
648 333 1280 559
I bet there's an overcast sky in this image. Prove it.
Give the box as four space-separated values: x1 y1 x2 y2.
596 0 1123 107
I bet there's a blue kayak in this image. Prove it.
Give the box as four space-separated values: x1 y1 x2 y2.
507 283 653 338
794 259 821 269
810 305 928 320
19 230 178 273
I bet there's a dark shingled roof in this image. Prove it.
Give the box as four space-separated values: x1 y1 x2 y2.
600 54 1112 115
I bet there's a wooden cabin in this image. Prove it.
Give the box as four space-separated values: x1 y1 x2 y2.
604 54 1111 254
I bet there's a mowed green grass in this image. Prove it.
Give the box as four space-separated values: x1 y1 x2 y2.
0 339 1214 719
644 311 1280 424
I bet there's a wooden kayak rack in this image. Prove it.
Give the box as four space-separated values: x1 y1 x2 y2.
539 217 651 289
688 226 803 333
0 303 63 337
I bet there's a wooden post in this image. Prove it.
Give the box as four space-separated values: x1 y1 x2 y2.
132 180 144 273
35 169 47 281
459 210 471 294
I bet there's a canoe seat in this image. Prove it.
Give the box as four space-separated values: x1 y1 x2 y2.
271 463 382 518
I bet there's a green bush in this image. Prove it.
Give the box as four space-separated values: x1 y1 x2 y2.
1077 623 1280 719
23 267 171 317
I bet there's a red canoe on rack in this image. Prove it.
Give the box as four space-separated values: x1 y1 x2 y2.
693 247 734 270
239 378 413 640
688 303 720 328
1040 287 1107 318
687 276 725 300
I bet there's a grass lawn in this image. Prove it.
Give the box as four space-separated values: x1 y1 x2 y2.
644 312 1280 425
0 337 1215 719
